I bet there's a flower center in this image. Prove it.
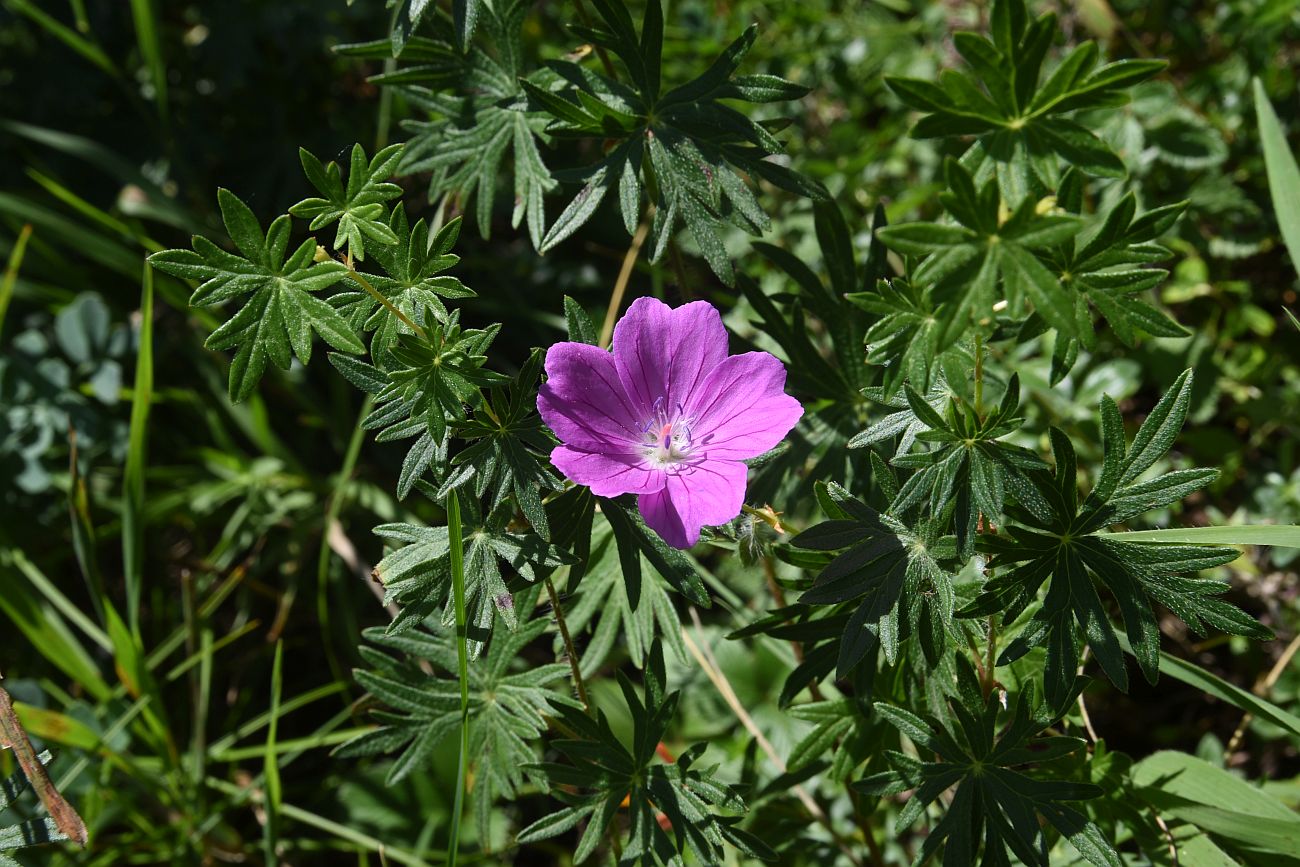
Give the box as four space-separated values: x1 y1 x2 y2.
640 396 694 468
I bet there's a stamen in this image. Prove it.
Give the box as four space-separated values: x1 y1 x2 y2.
640 395 696 468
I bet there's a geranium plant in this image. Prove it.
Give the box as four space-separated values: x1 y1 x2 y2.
131 0 1300 863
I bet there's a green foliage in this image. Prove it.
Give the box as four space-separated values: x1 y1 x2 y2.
1037 180 1189 378
791 481 958 676
965 371 1272 705
870 374 1048 556
372 498 572 653
1255 77 1300 276
8 0 1300 864
330 207 474 367
560 510 690 677
886 0 1163 200
857 663 1117 867
393 0 556 244
877 157 1083 349
517 643 775 864
148 189 362 401
447 349 560 538
528 0 827 283
290 143 405 261
339 588 574 839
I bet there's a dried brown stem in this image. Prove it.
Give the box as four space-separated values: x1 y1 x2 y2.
598 219 650 349
1224 630 1300 760
0 670 88 846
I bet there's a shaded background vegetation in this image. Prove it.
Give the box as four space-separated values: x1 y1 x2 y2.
1 0 1298 864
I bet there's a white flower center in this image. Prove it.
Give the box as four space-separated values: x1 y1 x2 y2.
640 396 695 469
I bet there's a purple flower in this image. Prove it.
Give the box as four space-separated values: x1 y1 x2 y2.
537 297 803 548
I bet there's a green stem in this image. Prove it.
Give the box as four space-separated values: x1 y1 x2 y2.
446 491 470 867
343 260 427 340
316 394 375 704
973 330 985 418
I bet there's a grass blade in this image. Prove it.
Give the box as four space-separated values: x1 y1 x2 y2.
1104 525 1300 548
1117 634 1300 738
123 262 154 635
263 641 284 865
128 0 168 127
0 223 32 336
4 0 117 78
1255 77 1300 275
206 777 438 866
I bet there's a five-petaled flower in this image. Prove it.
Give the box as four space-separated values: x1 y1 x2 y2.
537 297 803 548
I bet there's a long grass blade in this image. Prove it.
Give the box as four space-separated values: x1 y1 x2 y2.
123 262 154 635
128 0 168 127
206 777 440 866
1105 524 1300 548
1255 77 1300 275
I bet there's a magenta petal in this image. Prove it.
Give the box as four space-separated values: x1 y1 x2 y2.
537 342 644 452
637 460 748 548
686 352 804 460
612 296 729 414
550 446 665 497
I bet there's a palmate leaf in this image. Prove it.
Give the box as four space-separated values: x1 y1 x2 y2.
396 0 557 245
846 278 969 397
786 697 885 782
329 206 474 367
289 142 405 261
447 348 562 539
148 189 361 402
886 0 1164 201
371 495 574 656
388 0 482 55
1031 175 1189 381
529 0 826 284
876 158 1083 350
331 309 508 451
868 374 1050 557
963 370 1273 707
517 642 775 864
790 481 959 677
337 588 577 841
855 660 1118 867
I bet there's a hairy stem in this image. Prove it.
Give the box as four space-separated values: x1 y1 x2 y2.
446 491 470 867
982 615 998 699
339 257 427 340
544 575 590 711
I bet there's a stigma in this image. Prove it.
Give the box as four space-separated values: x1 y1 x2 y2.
641 397 694 468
